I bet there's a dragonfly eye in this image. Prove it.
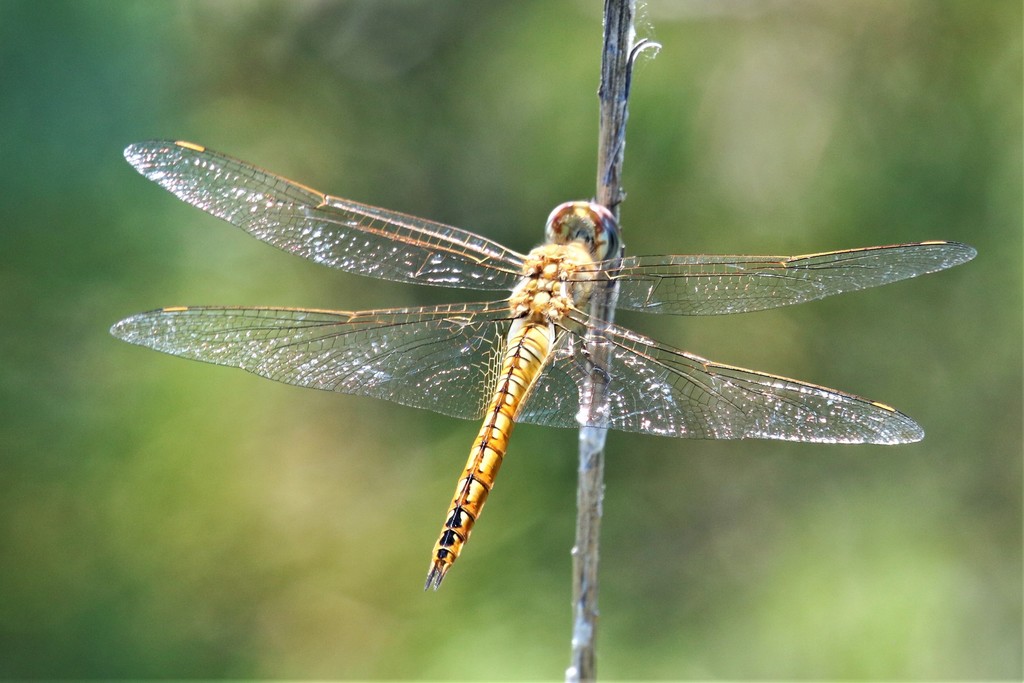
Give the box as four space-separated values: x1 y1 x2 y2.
589 204 620 260
544 201 620 260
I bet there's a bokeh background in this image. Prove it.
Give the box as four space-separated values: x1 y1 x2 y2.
1 0 1020 679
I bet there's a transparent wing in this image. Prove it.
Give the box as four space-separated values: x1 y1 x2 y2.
124 141 526 290
112 301 923 443
110 301 517 420
584 242 976 315
517 313 923 444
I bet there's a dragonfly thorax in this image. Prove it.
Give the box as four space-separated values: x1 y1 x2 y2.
510 242 598 323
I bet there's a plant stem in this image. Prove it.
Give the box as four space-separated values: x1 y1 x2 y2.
567 1 646 680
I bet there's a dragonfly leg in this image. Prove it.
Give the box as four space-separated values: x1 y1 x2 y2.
580 339 611 383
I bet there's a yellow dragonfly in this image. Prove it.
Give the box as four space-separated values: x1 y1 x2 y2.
111 141 975 589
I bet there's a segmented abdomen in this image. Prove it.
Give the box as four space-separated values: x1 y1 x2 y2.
424 319 555 589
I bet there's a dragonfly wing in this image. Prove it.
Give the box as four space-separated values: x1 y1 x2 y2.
513 328 587 429
594 242 976 315
518 314 923 444
110 301 515 420
124 141 526 290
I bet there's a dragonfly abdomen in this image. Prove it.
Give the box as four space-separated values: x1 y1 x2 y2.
424 319 555 590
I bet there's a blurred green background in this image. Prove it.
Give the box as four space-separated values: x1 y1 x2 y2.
0 0 1019 679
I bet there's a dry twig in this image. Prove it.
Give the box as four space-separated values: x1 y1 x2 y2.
567 1 653 680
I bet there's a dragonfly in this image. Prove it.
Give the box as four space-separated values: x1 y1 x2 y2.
111 140 976 589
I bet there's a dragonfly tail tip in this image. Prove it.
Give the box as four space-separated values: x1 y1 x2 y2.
423 563 448 591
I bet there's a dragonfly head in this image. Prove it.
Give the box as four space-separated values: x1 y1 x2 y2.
544 201 620 261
